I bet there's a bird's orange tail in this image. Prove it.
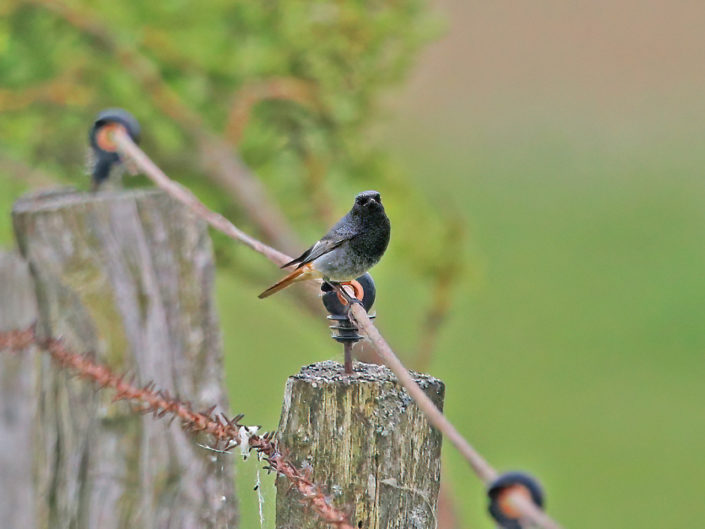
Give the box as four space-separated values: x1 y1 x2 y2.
258 265 312 298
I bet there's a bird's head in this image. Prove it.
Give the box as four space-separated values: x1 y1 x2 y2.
352 190 384 215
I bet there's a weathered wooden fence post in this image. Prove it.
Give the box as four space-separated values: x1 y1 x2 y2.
276 360 445 529
10 188 237 529
0 251 39 529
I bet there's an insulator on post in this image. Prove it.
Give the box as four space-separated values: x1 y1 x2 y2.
89 108 141 155
88 108 141 189
487 471 545 529
320 273 376 344
320 273 376 373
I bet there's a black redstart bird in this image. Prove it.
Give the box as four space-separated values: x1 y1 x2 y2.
258 190 391 299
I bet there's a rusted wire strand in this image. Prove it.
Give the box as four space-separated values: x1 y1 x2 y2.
113 129 289 266
113 128 325 321
0 327 354 529
112 129 563 529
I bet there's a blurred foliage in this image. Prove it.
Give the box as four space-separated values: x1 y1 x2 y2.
3 2 705 527
0 2 480 526
0 0 463 283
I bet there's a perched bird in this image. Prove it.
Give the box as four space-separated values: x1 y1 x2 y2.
258 190 391 299
88 108 141 191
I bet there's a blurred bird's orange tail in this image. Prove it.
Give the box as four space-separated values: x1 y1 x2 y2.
258 264 314 298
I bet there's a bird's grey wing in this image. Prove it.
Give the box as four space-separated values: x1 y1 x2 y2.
282 221 359 269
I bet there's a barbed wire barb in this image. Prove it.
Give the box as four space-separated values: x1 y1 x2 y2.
0 327 356 529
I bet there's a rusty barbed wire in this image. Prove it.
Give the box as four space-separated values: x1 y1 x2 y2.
0 326 355 529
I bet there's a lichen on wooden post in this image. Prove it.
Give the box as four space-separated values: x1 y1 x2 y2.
275 360 445 529
11 188 237 529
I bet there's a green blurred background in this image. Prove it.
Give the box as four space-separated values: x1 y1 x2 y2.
2 1 704 527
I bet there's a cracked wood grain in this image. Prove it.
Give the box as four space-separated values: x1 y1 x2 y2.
0 251 39 529
276 360 444 529
11 188 237 529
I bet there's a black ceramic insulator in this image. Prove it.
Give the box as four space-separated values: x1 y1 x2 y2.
321 273 376 344
487 471 545 529
327 315 364 343
321 273 376 316
89 108 141 155
88 108 141 187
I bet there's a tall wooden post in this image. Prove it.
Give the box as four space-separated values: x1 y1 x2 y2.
275 360 445 529
11 188 237 529
0 251 39 529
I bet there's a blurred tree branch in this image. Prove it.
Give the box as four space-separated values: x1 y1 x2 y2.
0 64 90 111
414 219 465 373
23 0 301 252
225 77 319 146
10 0 451 275
10 0 463 333
2 1 478 523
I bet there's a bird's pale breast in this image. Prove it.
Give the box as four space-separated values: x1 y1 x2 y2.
312 243 379 281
